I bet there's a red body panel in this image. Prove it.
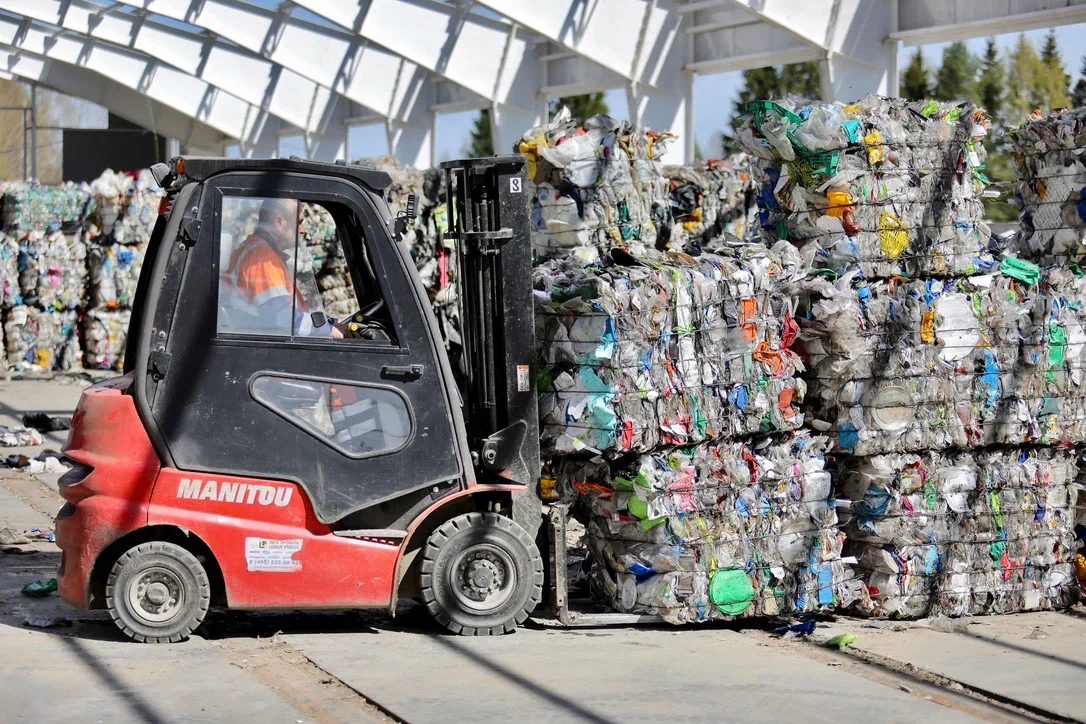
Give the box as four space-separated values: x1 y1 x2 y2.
57 374 521 613
57 375 160 609
148 469 400 608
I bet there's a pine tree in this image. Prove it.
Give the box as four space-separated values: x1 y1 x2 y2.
976 38 1005 123
737 67 781 106
467 108 494 158
1040 28 1072 109
549 92 609 124
1006 34 1047 122
934 41 978 103
902 49 930 101
1074 56 1086 108
779 62 821 98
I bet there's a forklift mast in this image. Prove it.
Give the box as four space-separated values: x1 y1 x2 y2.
440 156 541 533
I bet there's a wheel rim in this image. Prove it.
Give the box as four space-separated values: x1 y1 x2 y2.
448 543 517 613
126 566 186 625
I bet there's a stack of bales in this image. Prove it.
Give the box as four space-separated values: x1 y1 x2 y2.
82 169 160 370
0 181 90 373
535 239 859 622
739 95 1079 617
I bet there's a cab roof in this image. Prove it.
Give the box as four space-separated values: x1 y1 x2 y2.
173 156 392 194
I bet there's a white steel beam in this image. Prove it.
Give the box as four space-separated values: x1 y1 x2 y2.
0 0 343 136
893 1 1086 47
0 45 234 154
474 0 684 88
109 0 486 119
259 0 540 111
0 15 280 146
724 0 891 99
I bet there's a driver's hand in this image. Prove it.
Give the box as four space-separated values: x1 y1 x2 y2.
331 322 346 339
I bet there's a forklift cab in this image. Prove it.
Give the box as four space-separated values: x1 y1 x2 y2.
56 155 544 642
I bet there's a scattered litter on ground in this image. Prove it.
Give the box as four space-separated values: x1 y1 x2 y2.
22 412 71 432
23 615 70 628
0 426 44 447
775 620 817 637
0 526 30 545
826 633 859 650
21 578 57 597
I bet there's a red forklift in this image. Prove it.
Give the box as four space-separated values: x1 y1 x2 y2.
55 155 562 642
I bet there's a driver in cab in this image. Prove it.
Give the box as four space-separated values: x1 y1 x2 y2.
223 198 345 338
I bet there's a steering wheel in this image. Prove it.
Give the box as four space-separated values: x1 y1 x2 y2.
342 298 391 341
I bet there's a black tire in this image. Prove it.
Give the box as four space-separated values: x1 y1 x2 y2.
105 541 211 644
420 512 543 635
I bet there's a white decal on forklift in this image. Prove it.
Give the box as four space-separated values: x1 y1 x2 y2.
176 478 293 507
245 538 302 572
509 177 522 193
516 364 530 392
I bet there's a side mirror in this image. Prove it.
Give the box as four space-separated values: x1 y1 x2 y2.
150 162 173 188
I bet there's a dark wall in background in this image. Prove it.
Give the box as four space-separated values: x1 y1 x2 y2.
62 114 167 182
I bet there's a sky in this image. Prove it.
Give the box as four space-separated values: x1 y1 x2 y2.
26 19 1086 165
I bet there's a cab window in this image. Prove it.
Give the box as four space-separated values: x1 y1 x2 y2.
216 195 393 343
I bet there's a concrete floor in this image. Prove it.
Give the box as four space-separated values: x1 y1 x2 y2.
1 377 1085 723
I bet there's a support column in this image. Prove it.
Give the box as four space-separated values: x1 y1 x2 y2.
631 86 688 163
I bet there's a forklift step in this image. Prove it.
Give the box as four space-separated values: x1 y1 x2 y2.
332 529 407 540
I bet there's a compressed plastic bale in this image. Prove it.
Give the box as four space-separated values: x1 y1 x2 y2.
4 305 58 372
87 169 163 245
518 108 675 261
554 431 861 623
0 180 91 230
535 241 808 455
1006 265 1086 445
838 447 1079 618
87 243 145 309
52 309 81 372
1005 107 1086 264
16 229 87 310
0 234 19 307
800 270 1034 455
662 155 758 246
736 95 993 280
82 308 130 370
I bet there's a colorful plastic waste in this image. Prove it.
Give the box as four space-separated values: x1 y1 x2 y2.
554 431 861 623
737 95 993 279
839 447 1079 617
82 308 130 370
518 108 676 261
535 241 808 454
662 155 758 246
1005 108 1086 264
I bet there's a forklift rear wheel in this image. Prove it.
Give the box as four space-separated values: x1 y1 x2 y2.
105 541 211 644
420 512 543 635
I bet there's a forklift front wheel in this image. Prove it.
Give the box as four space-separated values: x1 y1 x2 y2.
420 512 543 635
105 541 211 644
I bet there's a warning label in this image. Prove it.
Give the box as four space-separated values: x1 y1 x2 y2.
516 364 530 392
244 538 302 572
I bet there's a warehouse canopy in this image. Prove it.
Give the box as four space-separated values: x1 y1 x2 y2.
0 0 1083 163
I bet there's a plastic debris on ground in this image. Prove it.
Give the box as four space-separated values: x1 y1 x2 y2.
663 155 758 246
1005 107 1086 265
518 108 675 261
737 95 993 279
535 242 808 455
22 412 71 432
21 578 57 597
553 431 862 623
838 447 1079 618
0 426 43 447
24 615 70 628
